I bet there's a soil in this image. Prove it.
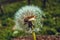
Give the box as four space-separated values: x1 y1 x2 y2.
11 35 60 40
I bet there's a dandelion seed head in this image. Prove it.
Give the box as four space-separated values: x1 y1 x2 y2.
14 5 44 33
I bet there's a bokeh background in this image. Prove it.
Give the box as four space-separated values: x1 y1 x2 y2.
0 0 60 40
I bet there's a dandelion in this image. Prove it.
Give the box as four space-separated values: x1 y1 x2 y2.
13 5 45 33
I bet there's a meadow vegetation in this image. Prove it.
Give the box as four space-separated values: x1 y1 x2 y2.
0 0 60 40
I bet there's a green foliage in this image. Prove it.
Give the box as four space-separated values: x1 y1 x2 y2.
2 18 15 27
0 0 60 40
12 30 30 37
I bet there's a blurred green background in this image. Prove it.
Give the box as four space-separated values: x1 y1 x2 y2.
0 0 60 40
